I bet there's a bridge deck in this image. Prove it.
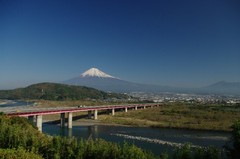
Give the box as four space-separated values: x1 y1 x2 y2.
6 103 159 117
5 103 160 132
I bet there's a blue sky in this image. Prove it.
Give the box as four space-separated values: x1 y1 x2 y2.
1 0 240 89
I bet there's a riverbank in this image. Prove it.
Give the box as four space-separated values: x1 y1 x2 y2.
97 103 240 132
0 100 14 106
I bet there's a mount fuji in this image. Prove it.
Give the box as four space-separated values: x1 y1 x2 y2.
63 68 240 95
64 68 171 92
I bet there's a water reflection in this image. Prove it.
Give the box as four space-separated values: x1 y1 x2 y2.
68 128 72 137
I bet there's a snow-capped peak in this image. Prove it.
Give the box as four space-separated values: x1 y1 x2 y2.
80 68 116 78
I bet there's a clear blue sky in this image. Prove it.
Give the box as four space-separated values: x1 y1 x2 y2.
1 0 240 89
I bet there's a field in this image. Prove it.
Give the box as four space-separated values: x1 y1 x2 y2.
98 102 240 131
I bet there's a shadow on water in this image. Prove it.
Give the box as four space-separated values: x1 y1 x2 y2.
44 110 113 124
44 114 89 124
46 124 99 139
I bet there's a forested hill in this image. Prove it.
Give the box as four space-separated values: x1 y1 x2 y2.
0 83 128 100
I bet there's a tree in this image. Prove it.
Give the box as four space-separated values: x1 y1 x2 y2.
228 120 240 159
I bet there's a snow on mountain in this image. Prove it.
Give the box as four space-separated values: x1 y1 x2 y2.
80 68 116 78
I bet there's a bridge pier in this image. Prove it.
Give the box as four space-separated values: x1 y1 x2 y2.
36 115 42 132
60 113 65 127
68 112 72 129
28 115 35 124
88 110 92 119
112 108 115 116
125 107 128 112
144 106 146 109
135 106 138 110
94 109 98 120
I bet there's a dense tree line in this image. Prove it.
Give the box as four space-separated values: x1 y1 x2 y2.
0 83 128 101
0 114 239 159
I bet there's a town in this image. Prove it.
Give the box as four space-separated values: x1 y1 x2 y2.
129 92 240 104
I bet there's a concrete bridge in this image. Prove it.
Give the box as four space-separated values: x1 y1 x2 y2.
7 103 160 132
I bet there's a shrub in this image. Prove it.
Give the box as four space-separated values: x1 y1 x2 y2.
0 147 43 159
226 120 240 159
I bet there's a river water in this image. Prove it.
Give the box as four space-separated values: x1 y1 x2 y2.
0 100 33 107
0 100 35 113
42 124 231 156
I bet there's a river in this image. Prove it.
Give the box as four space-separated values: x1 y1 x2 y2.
0 100 35 113
0 100 33 107
42 124 231 156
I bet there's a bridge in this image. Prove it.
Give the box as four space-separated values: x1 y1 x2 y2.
6 103 160 132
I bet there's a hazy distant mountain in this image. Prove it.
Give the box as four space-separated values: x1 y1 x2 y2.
200 81 240 95
64 68 172 93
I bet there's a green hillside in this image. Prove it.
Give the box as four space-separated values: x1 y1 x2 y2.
0 83 128 100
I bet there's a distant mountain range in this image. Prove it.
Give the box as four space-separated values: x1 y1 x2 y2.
64 68 240 95
64 68 172 92
1 68 238 97
200 81 240 95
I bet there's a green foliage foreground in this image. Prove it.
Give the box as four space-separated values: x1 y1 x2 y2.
0 115 156 159
0 148 43 159
0 115 239 159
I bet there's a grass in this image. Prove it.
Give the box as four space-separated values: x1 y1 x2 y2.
98 102 240 131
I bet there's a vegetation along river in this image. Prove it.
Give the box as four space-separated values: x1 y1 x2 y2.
43 124 231 156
